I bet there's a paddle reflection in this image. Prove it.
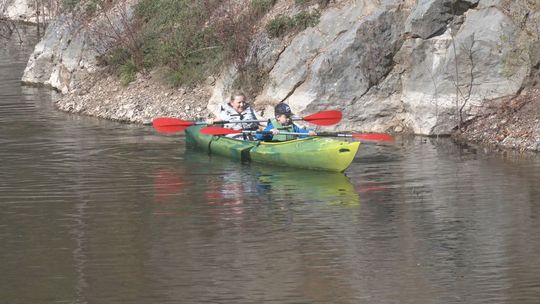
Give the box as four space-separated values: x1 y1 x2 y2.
152 168 193 216
204 171 248 222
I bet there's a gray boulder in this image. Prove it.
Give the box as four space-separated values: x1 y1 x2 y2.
405 0 479 39
22 1 137 93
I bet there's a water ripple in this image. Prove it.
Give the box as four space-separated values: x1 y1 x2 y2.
2 26 540 304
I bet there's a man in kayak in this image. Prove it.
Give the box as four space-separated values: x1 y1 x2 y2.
256 102 317 141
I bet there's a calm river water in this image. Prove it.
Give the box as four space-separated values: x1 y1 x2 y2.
2 27 540 304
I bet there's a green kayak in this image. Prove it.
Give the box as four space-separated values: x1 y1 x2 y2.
185 126 360 172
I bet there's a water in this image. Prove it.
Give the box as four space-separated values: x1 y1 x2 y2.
2 26 540 304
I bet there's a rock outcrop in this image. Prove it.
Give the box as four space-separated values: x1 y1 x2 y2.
21 1 138 93
17 0 540 151
1 0 57 23
2 0 37 22
209 0 538 138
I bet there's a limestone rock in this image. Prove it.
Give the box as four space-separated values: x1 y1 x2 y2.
21 0 138 93
17 0 540 148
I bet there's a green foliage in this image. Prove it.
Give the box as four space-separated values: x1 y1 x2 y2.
131 0 224 87
100 47 138 85
266 15 295 38
63 0 81 11
119 60 137 86
295 0 331 8
85 0 99 16
101 1 240 86
100 0 322 87
293 10 321 29
266 11 321 38
251 0 277 14
104 48 131 69
163 64 203 88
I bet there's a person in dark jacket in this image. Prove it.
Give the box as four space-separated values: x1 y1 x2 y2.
256 103 316 141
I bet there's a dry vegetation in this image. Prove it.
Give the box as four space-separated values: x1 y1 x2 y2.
454 0 540 151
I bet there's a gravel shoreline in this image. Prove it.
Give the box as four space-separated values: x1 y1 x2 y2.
55 72 212 125
453 88 540 152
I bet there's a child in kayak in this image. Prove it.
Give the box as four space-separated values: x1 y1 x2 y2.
256 103 317 141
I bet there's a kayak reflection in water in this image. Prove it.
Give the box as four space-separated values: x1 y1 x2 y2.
255 167 360 207
206 91 262 140
256 102 316 142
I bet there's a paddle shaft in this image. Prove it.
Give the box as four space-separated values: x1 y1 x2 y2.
200 126 394 141
266 131 393 141
235 130 392 141
242 130 336 137
159 118 300 126
153 110 341 133
214 118 310 124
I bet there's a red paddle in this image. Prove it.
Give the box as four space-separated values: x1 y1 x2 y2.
200 126 394 142
299 110 342 126
152 118 196 133
152 110 342 133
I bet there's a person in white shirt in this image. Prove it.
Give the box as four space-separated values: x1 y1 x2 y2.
207 92 261 138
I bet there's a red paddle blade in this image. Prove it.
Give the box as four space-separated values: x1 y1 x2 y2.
200 126 242 135
153 118 195 127
302 110 342 126
153 124 190 133
352 133 394 142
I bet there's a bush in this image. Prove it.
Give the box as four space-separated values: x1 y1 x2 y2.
63 0 81 11
251 0 277 15
85 1 99 16
266 15 294 38
104 48 131 69
295 0 331 8
293 10 321 29
119 60 137 86
131 0 225 86
101 0 320 87
266 11 321 38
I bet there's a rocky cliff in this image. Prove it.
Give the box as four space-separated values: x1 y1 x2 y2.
2 0 37 22
12 0 540 151
1 0 59 23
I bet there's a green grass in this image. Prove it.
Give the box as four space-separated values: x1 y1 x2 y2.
95 0 318 87
251 0 278 14
63 0 80 11
119 60 137 86
266 15 295 38
295 0 331 8
131 0 224 86
293 10 321 29
266 11 321 38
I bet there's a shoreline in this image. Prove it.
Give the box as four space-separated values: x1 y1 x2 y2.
47 72 540 153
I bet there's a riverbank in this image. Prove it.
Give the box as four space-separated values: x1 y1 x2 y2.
54 68 540 153
453 87 540 152
9 0 540 152
55 71 212 124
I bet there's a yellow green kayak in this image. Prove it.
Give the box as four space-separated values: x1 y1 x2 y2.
184 125 360 172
